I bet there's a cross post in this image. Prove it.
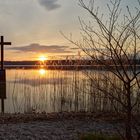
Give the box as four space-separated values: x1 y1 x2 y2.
0 36 11 113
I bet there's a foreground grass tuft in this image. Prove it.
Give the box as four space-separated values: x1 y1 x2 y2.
79 134 121 140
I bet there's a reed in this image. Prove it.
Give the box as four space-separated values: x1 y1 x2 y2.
5 67 140 114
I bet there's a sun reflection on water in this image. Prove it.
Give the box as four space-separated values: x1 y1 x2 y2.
39 69 46 76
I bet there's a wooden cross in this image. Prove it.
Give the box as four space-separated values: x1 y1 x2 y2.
0 36 11 70
0 36 11 113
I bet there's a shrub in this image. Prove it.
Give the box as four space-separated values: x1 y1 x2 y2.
79 133 121 140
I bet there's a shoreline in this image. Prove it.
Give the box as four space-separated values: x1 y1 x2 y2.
0 111 121 124
0 112 122 139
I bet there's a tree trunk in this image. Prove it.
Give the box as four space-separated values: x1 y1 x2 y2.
125 83 133 140
125 108 132 140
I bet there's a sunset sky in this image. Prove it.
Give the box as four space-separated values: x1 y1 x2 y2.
0 0 138 61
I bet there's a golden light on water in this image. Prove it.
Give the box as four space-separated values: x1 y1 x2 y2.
39 69 46 76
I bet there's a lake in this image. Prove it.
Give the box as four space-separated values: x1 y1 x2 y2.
1 68 138 113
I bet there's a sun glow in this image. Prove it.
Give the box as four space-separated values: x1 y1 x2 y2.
38 55 47 62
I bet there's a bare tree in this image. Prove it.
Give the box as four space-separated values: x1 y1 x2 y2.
63 0 140 140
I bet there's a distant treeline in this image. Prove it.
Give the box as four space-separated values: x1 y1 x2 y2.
3 59 140 66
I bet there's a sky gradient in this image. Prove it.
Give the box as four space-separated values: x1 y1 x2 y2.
0 0 138 60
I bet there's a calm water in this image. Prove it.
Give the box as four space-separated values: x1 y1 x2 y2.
3 69 89 113
2 69 138 113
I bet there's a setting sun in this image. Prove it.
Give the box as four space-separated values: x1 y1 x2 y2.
38 55 47 62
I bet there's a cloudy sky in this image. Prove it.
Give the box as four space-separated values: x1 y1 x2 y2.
0 0 138 60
